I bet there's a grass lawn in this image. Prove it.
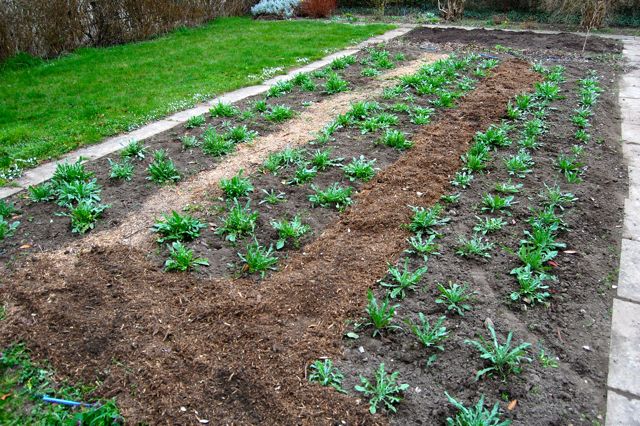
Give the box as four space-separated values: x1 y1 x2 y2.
0 17 393 179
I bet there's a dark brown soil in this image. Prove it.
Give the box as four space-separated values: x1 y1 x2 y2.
0 28 625 425
407 27 623 55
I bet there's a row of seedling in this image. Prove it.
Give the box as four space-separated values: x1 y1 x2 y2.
329 66 567 418
151 53 498 274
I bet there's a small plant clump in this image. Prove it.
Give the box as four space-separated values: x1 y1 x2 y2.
436 282 474 316
147 150 180 184
164 242 209 272
271 215 310 249
309 183 353 210
219 170 254 199
343 156 377 182
465 325 531 380
308 359 346 393
153 211 205 244
379 259 428 299
445 392 511 426
216 200 259 242
238 239 278 277
362 290 401 337
108 159 134 181
406 314 449 351
210 102 239 118
355 363 409 414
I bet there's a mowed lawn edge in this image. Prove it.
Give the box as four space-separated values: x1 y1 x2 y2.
0 17 394 177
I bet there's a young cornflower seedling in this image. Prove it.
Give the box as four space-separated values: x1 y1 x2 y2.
291 72 313 87
259 189 286 205
164 242 209 272
515 92 532 111
481 193 515 214
518 135 541 150
565 170 582 184
405 233 440 260
410 106 434 125
362 290 401 337
390 102 411 113
0 201 16 218
506 100 522 120
456 234 494 259
311 148 342 171
309 183 353 210
287 163 317 185
405 314 448 350
538 347 559 368
225 125 257 144
540 183 577 210
267 80 293 98
382 85 406 100
147 150 180 184
462 151 490 173
265 105 294 122
355 363 409 415
431 90 458 108
504 150 534 178
330 55 355 70
51 160 94 186
185 115 205 128
571 114 590 129
510 265 551 304
324 72 349 94
473 216 507 235
238 239 278 277
254 99 268 112
495 179 523 194
380 259 428 299
210 102 239 118
56 178 102 207
216 200 259 242
107 158 133 180
440 193 461 204
408 204 450 235
153 211 206 244
574 129 591 143
534 81 561 101
120 140 146 161
451 171 474 188
473 67 487 78
60 201 109 234
347 101 381 121
361 67 381 77
514 245 557 273
202 128 235 157
444 392 511 426
219 170 254 199
528 206 567 231
0 217 20 240
465 325 532 380
436 282 473 316
180 135 200 150
271 215 310 249
380 129 413 150
308 359 346 393
475 125 511 148
343 156 377 182
457 76 476 91
360 113 399 133
522 222 566 253
556 155 583 175
28 183 56 202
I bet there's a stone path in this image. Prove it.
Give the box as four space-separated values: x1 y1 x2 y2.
607 38 640 426
0 25 415 200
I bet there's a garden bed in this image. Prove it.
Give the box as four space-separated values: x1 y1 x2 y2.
0 28 626 424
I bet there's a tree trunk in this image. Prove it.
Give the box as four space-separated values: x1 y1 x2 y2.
581 0 610 29
438 0 465 21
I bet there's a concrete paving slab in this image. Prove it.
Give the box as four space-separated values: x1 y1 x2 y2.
608 299 640 396
167 105 211 122
623 143 640 169
623 197 640 241
622 121 640 145
618 238 640 302
606 391 640 426
0 187 23 199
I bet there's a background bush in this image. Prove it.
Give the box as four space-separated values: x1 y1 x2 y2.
0 0 256 61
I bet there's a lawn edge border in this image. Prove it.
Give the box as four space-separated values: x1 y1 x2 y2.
0 24 415 200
